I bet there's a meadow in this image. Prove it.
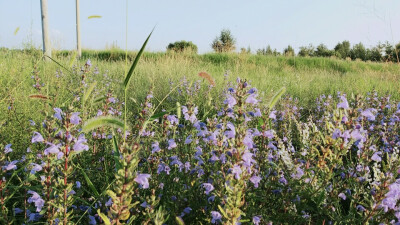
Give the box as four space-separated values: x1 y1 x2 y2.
1 45 400 224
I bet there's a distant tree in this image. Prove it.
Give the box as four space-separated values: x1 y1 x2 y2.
257 45 273 55
298 44 315 57
314 44 333 57
284 45 295 56
167 40 198 53
211 29 236 53
334 40 351 59
366 43 384 62
350 42 367 61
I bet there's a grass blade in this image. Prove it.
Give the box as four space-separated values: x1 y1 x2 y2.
123 28 154 90
83 81 97 103
82 116 126 133
268 87 286 109
88 15 102 19
68 51 77 67
14 27 20 35
43 55 73 75
80 168 100 197
112 133 122 171
97 210 111 225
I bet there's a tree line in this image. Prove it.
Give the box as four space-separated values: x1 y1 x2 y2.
167 29 400 63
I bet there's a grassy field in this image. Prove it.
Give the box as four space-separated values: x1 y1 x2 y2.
1 48 400 224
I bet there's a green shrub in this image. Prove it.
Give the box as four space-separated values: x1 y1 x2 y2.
167 40 198 54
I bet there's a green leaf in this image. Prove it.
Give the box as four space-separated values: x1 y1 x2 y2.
175 216 185 225
88 15 102 19
176 102 181 119
82 116 126 133
123 28 154 90
43 55 73 75
97 210 111 225
83 81 97 103
217 205 229 219
94 96 107 104
268 87 286 109
68 51 77 67
80 168 100 197
112 134 122 171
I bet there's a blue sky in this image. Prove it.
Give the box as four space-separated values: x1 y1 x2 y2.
1 0 400 53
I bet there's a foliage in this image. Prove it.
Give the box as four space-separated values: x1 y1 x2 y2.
167 41 198 54
284 45 295 56
211 29 236 53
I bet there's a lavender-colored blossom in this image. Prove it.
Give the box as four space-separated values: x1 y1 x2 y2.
183 207 192 214
361 108 376 121
108 97 116 103
211 211 222 224
269 111 277 120
332 129 341 140
168 139 177 150
30 163 43 174
224 122 236 139
70 112 81 125
54 108 63 120
105 198 113 207
32 132 44 143
245 93 259 105
76 181 81 189
167 115 179 125
14 208 23 214
202 183 214 195
380 181 400 212
350 130 363 141
291 167 304 179
263 130 274 139
250 175 262 188
371 151 382 162
242 152 255 167
73 134 89 152
134 173 151 189
337 96 349 109
356 205 366 212
224 94 237 108
4 144 12 154
231 165 242 180
185 135 192 144
151 142 161 154
4 160 18 171
253 216 261 225
44 143 61 155
27 190 45 212
338 193 346 200
89 215 97 225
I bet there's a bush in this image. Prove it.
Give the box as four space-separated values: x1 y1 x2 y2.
167 40 198 54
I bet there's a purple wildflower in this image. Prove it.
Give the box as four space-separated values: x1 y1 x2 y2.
253 216 261 225
32 132 44 143
211 211 222 224
231 165 242 180
44 143 61 155
224 94 237 108
134 173 151 189
4 160 18 171
245 93 259 105
54 108 63 120
73 134 89 152
27 190 45 212
250 175 262 188
202 183 214 195
371 152 382 162
337 95 349 109
151 142 161 154
361 108 376 121
168 139 177 150
224 122 236 139
70 112 81 125
269 111 277 120
338 193 346 200
30 163 43 174
4 144 12 154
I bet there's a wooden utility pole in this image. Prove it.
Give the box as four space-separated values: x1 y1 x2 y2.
76 0 81 58
40 0 51 60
